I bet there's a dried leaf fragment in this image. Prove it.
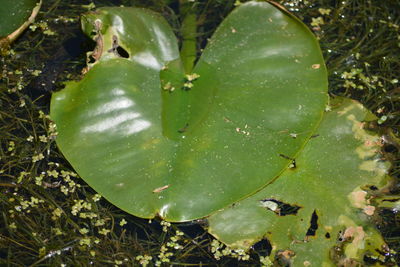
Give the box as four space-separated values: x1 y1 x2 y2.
152 185 170 193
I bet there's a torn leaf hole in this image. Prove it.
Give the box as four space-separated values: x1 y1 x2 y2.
382 197 400 202
252 238 272 257
363 254 392 265
109 35 130 58
337 230 344 242
259 199 301 216
383 144 398 153
305 210 318 236
278 154 296 169
369 185 378 191
325 232 331 239
367 245 396 264
88 54 97 64
116 46 130 58
361 184 379 192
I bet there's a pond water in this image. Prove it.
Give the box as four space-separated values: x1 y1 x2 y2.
1 0 399 266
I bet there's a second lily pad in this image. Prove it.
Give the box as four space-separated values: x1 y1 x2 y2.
207 97 391 265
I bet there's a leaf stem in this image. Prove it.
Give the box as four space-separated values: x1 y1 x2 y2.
180 1 197 74
1 0 42 50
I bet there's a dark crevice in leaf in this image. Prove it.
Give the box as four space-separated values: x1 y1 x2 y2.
278 154 293 160
88 54 96 63
116 45 130 58
305 210 319 236
382 198 400 203
259 199 301 216
108 35 130 58
364 250 397 266
325 232 331 239
337 230 345 242
369 185 379 191
363 255 386 265
376 246 398 263
289 160 297 169
278 154 297 169
383 144 398 153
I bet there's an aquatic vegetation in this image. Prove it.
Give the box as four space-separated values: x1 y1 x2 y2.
1 0 399 266
0 0 42 52
51 2 328 221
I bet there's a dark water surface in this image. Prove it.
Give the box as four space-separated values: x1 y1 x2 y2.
1 0 400 266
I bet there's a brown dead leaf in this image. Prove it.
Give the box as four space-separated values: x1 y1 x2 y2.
152 185 170 193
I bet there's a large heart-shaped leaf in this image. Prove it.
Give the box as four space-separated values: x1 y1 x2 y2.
207 97 391 265
50 2 328 221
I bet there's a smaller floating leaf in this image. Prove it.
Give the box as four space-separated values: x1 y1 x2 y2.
207 97 391 266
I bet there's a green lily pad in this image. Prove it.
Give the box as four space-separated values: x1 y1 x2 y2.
207 97 391 265
0 0 39 37
50 2 328 221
